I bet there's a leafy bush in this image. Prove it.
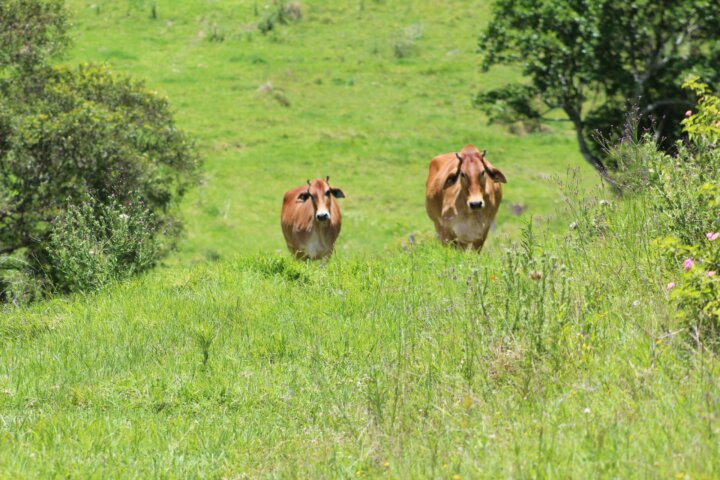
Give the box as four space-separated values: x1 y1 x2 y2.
47 196 162 294
665 229 720 344
606 79 720 346
0 0 200 303
0 64 199 300
682 76 720 145
0 0 67 72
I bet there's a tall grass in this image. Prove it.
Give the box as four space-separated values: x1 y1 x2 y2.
2 171 718 477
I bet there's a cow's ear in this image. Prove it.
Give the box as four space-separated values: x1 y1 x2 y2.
330 188 345 199
488 167 507 184
298 191 311 202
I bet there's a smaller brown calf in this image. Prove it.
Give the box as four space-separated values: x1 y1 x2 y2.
281 177 345 260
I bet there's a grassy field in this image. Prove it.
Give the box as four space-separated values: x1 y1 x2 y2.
3 1 718 478
2 191 719 477
64 0 596 263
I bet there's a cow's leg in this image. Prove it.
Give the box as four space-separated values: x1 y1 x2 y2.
433 221 454 245
470 238 485 251
293 249 309 261
471 226 491 251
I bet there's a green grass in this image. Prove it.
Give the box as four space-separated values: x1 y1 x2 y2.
3 1 718 478
64 0 597 263
2 190 719 477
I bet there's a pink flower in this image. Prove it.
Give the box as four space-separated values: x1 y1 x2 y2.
684 258 694 271
667 282 675 291
707 232 720 241
707 271 717 278
685 110 692 117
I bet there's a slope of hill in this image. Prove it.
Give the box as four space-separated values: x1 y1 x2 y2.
65 0 596 263
2 192 718 477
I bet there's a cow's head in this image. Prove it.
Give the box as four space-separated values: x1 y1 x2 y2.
444 144 506 211
297 176 345 222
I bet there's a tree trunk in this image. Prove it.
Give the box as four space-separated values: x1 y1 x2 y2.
563 106 620 191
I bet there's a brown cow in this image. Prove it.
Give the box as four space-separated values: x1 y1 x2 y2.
425 144 507 250
281 177 345 260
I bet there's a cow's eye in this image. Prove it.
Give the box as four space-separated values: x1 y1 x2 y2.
325 190 331 197
299 192 311 201
444 174 458 188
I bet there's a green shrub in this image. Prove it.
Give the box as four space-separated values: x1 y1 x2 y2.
0 0 67 73
665 227 720 344
47 196 162 294
0 64 199 300
607 79 720 346
682 76 720 146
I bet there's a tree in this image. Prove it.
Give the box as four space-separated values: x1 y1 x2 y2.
476 0 720 181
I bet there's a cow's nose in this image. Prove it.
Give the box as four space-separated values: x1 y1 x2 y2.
468 201 484 210
316 212 330 221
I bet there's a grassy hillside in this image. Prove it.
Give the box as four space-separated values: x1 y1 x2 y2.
2 190 718 477
64 0 597 263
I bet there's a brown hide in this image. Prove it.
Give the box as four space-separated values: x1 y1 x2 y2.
425 144 506 250
281 178 344 260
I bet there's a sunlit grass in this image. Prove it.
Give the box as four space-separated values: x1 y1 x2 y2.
2 188 718 477
4 1 716 478
64 0 598 263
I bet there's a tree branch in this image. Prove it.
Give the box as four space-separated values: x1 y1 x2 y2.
563 105 620 190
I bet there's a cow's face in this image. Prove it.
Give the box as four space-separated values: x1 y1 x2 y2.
298 177 345 222
444 147 506 212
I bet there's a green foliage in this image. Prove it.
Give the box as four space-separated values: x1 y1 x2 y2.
0 63 199 300
477 0 720 173
682 76 720 145
47 196 162 294
474 83 544 131
0 0 68 72
607 80 720 345
609 129 719 244
665 228 720 343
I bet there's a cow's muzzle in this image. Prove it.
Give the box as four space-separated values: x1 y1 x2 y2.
468 201 484 210
316 211 330 221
